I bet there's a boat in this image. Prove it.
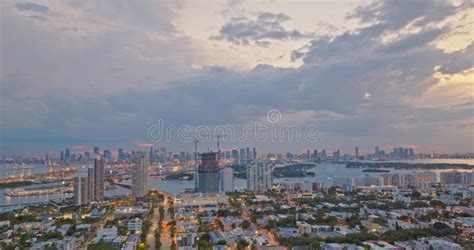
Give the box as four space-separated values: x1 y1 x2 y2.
362 168 390 173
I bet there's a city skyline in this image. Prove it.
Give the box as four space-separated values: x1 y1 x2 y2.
2 142 470 159
1 0 473 155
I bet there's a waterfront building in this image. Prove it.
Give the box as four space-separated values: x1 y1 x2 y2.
132 151 149 197
219 167 234 192
331 177 352 192
247 161 272 192
93 156 105 201
440 171 473 185
353 175 380 187
73 169 89 206
231 149 239 162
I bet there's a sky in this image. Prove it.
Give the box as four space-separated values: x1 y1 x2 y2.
1 0 473 156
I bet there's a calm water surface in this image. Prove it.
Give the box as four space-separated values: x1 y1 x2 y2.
1 159 473 206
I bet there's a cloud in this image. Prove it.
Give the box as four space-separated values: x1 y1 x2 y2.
15 2 50 13
1 0 473 154
212 12 311 46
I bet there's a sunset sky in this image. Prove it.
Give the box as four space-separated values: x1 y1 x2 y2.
1 0 473 155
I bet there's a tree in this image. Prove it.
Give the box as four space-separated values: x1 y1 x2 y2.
430 200 446 209
240 220 251 230
88 242 114 250
236 239 249 250
433 222 450 230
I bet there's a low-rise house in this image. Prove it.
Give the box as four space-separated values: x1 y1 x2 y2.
127 217 143 232
95 226 118 242
112 235 127 249
396 237 463 250
311 225 332 234
0 221 10 228
277 227 299 237
114 206 148 219
321 243 364 250
76 224 91 231
58 224 71 236
176 232 197 248
122 233 141 250
14 222 42 232
209 230 225 244
364 241 398 250
296 221 312 234
387 219 414 230
453 217 474 235
55 236 77 250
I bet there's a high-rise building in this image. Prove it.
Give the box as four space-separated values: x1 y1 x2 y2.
375 146 379 158
149 146 155 162
60 151 64 162
87 167 95 201
74 169 89 206
321 150 327 160
93 156 105 201
246 147 250 160
353 176 379 187
332 150 340 161
132 152 149 197
331 177 352 192
399 147 404 157
103 150 111 162
118 148 125 162
231 149 239 162
239 148 246 163
93 146 100 155
252 147 257 160
380 173 400 186
247 161 272 192
220 167 234 192
198 152 220 193
160 147 166 160
313 149 318 160
65 148 71 161
440 171 473 185
355 147 359 160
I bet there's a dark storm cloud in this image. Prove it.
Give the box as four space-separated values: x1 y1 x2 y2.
348 0 466 31
212 12 310 46
15 2 50 13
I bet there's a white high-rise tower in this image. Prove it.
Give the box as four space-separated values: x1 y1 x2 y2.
247 161 272 192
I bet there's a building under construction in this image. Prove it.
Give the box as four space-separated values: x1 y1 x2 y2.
197 152 220 193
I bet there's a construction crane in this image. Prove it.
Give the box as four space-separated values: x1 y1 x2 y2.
204 134 227 153
194 138 199 191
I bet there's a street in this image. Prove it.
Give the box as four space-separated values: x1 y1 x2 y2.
146 205 160 249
